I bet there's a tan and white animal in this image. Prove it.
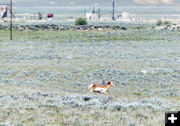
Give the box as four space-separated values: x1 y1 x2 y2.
88 81 116 95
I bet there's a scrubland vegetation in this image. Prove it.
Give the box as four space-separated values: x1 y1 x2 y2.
1 0 180 125
0 23 180 125
0 24 179 42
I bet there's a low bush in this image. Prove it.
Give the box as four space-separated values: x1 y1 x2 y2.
75 17 87 26
157 20 172 26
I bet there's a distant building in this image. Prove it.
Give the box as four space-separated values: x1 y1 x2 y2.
47 13 54 20
118 11 130 19
117 11 141 21
85 9 101 21
0 5 8 18
85 13 99 20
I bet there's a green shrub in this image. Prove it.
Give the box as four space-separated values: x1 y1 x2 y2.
164 21 171 25
157 20 172 26
75 17 87 25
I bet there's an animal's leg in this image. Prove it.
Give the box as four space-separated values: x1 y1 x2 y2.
99 91 103 94
88 89 93 95
104 91 108 95
88 90 91 95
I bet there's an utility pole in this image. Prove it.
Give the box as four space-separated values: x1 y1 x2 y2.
92 6 95 14
98 8 101 20
112 1 115 20
10 0 12 40
84 9 86 18
34 13 36 20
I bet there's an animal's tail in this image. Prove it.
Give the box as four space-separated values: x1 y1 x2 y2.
88 84 94 89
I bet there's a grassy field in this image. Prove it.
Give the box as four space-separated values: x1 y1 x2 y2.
0 27 180 125
0 27 179 42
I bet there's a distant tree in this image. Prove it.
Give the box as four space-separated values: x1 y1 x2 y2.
164 21 171 25
157 20 172 26
75 17 87 25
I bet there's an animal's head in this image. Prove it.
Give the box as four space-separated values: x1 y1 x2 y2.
107 81 116 87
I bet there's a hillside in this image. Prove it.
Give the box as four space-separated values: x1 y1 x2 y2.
8 0 180 7
9 0 134 7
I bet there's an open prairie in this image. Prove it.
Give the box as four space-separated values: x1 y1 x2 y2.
0 26 180 125
1 0 180 125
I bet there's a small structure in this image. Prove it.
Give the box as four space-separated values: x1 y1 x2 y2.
86 13 98 20
85 8 101 21
47 13 54 20
0 5 8 18
118 11 130 19
33 12 43 20
117 11 142 21
38 12 42 20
